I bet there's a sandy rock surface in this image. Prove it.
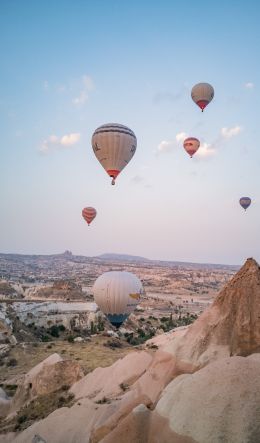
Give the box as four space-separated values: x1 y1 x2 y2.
71 351 152 401
155 354 260 443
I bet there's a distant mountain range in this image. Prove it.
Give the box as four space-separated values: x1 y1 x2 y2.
96 253 150 263
0 251 240 270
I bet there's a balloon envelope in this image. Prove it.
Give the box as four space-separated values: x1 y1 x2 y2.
239 197 251 211
82 207 97 225
191 83 214 111
183 137 200 157
92 123 137 185
93 271 143 327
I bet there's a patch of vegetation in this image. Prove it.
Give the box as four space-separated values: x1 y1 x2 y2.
49 325 61 337
119 382 129 392
126 328 155 346
41 335 51 342
7 358 18 367
0 389 75 433
95 396 111 404
147 344 158 350
67 335 75 343
90 321 98 334
103 339 123 349
159 313 198 332
1 383 18 397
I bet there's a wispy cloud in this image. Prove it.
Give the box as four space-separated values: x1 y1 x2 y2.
245 82 254 89
39 133 81 153
221 126 242 139
73 75 94 105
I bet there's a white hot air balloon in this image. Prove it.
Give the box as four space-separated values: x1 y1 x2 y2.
92 123 137 185
93 271 143 327
191 83 214 111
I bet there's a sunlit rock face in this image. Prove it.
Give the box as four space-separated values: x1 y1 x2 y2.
164 258 260 367
153 354 260 443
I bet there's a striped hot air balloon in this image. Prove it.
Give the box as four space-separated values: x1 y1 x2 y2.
191 83 214 111
93 271 143 328
183 137 200 158
92 123 137 185
82 207 97 225
239 197 251 211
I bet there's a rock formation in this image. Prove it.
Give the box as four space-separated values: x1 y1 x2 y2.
9 353 84 415
26 280 84 301
163 257 260 367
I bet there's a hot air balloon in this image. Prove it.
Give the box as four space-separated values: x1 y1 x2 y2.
239 197 251 211
92 123 137 185
82 207 97 225
93 271 143 327
191 83 214 112
183 137 200 158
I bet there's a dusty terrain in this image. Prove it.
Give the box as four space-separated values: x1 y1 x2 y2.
0 337 133 384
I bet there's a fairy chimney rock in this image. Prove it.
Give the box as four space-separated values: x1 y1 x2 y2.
165 258 260 366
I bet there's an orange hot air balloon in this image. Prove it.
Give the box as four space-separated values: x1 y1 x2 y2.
183 137 200 158
82 207 97 226
191 83 214 112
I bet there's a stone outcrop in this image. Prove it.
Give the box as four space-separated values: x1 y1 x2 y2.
153 354 260 443
164 258 260 367
10 354 84 414
27 280 84 301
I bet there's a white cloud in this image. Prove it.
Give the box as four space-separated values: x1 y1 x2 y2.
39 133 81 153
245 82 254 89
175 132 187 143
60 133 81 146
157 132 188 155
221 126 242 139
73 75 94 105
196 142 216 158
157 140 175 154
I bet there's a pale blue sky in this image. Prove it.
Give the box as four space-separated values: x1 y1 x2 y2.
0 0 259 264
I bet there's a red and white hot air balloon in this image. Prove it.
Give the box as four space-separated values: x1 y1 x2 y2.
82 207 97 226
183 137 200 158
92 123 137 185
191 83 214 112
